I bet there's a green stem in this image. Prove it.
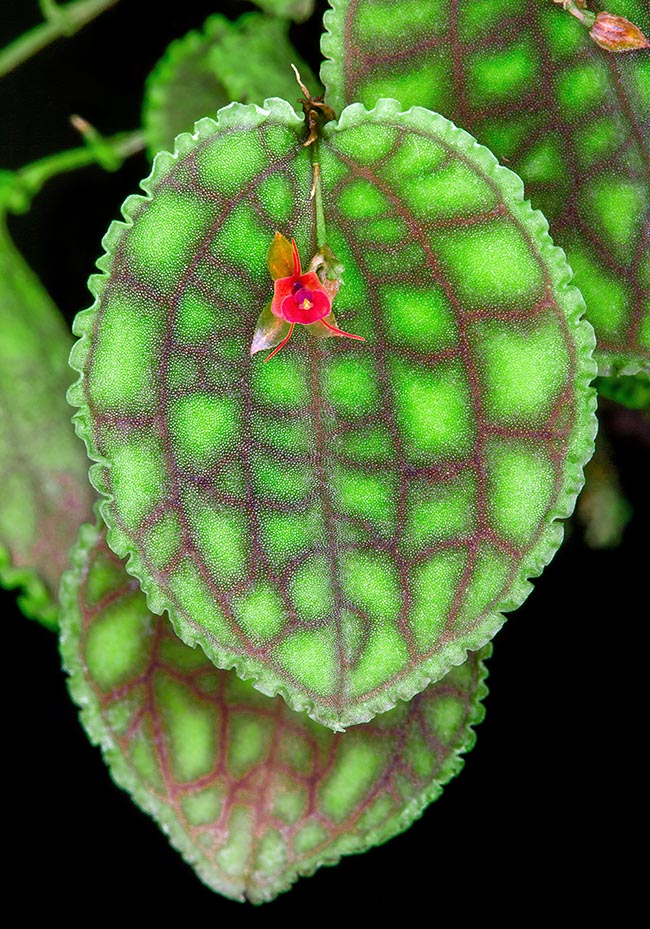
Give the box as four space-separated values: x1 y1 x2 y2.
554 0 597 29
1 129 145 214
0 0 121 78
310 137 328 249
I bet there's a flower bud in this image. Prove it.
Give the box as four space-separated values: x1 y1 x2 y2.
589 12 650 52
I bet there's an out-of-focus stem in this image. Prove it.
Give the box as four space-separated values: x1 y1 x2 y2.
0 129 145 214
0 0 121 79
551 0 596 28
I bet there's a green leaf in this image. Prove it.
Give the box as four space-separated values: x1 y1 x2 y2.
142 15 233 159
211 13 321 107
596 371 650 410
69 99 596 729
576 429 631 548
60 518 489 903
249 0 316 22
0 217 94 627
143 12 319 159
321 0 650 377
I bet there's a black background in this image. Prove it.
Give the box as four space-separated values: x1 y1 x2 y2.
1 0 646 919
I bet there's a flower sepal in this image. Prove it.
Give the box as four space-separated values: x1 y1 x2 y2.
250 301 291 357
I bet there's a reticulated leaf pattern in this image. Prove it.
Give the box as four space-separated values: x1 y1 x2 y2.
60 520 489 904
321 0 650 376
69 99 596 729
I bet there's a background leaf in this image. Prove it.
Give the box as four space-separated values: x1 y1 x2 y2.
0 216 94 626
596 370 650 408
576 427 631 547
143 12 319 159
250 0 316 22
60 519 488 903
321 0 650 376
70 99 596 729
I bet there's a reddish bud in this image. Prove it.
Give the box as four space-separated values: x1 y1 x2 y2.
589 12 650 52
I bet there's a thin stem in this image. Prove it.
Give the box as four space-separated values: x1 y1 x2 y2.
21 128 144 188
552 0 596 28
289 63 331 249
310 137 328 249
0 0 121 79
1 129 145 213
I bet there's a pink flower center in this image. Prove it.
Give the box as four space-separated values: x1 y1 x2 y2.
281 283 330 324
295 287 314 311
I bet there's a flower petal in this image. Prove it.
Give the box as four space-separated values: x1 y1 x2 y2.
250 301 291 355
282 288 331 324
266 231 294 279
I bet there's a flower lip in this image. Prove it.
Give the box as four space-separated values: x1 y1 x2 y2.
282 286 331 324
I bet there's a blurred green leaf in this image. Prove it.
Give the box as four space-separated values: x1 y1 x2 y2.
596 371 650 409
249 0 315 23
577 429 631 548
0 216 94 626
143 12 319 159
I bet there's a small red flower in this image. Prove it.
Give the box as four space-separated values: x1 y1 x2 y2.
250 233 365 362
270 239 333 326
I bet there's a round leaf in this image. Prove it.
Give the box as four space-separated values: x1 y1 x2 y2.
322 0 650 376
60 519 489 904
69 99 596 729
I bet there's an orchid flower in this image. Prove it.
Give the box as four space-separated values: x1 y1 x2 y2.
250 232 365 362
